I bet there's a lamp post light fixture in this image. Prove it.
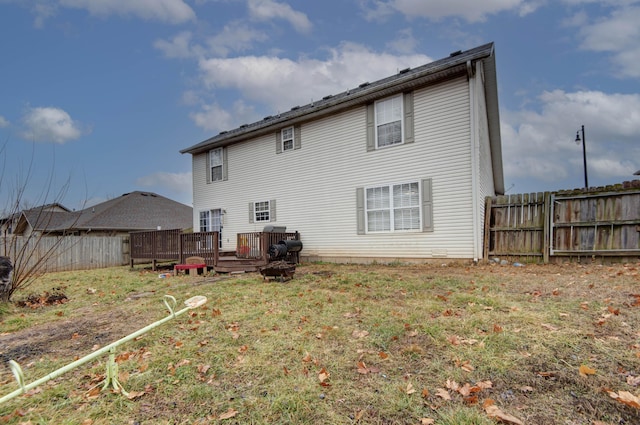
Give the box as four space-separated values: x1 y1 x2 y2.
575 125 589 189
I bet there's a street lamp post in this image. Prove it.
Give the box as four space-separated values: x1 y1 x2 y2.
575 125 589 189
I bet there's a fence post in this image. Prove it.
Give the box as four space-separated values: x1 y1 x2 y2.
483 197 492 261
543 191 551 264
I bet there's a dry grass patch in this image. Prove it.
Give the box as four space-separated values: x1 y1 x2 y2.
0 261 639 424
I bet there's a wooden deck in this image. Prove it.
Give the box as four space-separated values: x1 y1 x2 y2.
130 230 300 273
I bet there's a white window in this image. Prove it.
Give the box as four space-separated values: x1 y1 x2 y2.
366 182 420 232
254 201 270 222
209 148 223 181
282 127 294 151
375 95 403 148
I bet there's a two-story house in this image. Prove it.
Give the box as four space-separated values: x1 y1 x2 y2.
181 42 504 263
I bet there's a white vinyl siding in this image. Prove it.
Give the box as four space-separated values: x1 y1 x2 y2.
192 76 477 258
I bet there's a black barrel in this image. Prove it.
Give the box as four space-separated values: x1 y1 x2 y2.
278 240 303 252
268 243 288 259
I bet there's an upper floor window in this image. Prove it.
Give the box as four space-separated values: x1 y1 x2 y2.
366 92 414 151
375 95 403 148
209 148 224 181
276 125 301 153
282 127 294 151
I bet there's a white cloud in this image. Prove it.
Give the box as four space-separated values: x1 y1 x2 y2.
502 89 640 187
362 0 540 22
247 0 312 33
190 100 258 132
155 24 268 59
575 6 640 78
59 0 195 24
154 31 202 59
0 116 9 128
387 28 419 54
205 22 269 57
21 106 85 144
196 43 431 116
136 171 192 194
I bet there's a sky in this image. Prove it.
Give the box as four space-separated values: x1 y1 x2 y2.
0 0 639 211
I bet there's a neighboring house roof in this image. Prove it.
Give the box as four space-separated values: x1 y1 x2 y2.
13 192 193 234
634 170 640 176
180 42 504 194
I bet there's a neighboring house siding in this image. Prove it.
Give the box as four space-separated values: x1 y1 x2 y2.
193 75 477 260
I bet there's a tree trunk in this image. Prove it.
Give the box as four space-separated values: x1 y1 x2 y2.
0 256 13 303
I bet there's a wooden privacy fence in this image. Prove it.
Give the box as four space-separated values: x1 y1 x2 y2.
0 235 129 272
485 185 640 263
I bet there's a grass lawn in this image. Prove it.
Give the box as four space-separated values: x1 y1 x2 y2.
1 261 639 424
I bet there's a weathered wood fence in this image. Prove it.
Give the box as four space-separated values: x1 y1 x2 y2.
485 184 640 263
0 235 129 272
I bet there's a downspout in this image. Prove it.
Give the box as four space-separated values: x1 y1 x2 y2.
467 60 481 263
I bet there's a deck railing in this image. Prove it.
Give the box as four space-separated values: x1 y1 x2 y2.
130 229 300 269
236 231 300 263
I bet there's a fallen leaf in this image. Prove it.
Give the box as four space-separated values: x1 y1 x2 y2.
608 390 640 409
401 382 416 395
485 404 525 425
318 368 330 383
476 380 493 390
126 390 145 400
579 364 596 377
627 375 640 386
435 388 451 400
352 329 369 339
541 323 558 331
445 379 460 392
447 335 460 346
356 361 369 374
219 408 238 420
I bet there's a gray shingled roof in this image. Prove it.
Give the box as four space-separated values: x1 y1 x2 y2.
179 42 504 194
20 192 192 233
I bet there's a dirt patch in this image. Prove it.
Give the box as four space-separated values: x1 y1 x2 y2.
0 307 144 369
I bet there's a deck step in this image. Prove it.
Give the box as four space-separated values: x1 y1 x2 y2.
214 258 267 273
